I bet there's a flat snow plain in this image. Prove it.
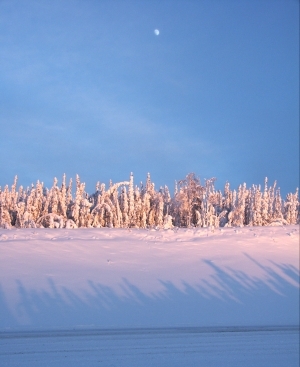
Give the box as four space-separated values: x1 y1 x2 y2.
0 225 299 366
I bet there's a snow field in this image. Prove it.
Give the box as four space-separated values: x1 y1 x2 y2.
0 225 299 330
0 327 299 367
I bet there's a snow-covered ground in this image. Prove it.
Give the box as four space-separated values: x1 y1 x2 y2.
1 326 299 367
0 225 299 365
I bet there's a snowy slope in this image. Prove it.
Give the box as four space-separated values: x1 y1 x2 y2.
0 225 299 330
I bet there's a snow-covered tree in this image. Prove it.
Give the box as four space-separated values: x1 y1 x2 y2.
0 173 298 229
284 188 299 225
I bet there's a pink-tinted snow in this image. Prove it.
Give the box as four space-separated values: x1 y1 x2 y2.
0 225 299 330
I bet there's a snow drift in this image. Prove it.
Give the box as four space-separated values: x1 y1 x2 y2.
0 225 299 331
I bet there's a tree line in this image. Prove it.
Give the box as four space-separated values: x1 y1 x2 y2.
0 173 298 229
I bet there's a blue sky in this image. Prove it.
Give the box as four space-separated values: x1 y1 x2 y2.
0 0 299 195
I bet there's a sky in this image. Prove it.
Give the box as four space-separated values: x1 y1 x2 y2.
0 0 299 196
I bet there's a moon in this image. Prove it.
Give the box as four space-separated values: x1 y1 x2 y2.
154 29 159 36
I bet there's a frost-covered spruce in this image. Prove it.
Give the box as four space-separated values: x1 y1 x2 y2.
0 173 298 229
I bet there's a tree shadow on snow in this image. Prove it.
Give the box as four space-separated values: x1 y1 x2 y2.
0 254 299 330
0 284 16 329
